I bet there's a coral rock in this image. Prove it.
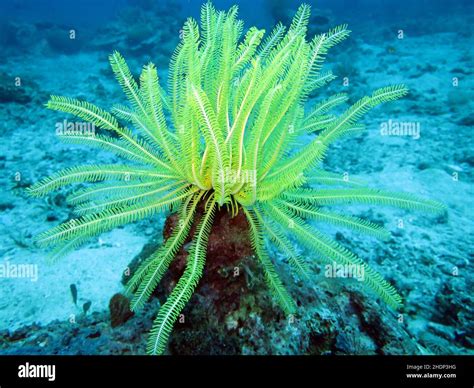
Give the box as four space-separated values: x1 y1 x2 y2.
109 293 134 328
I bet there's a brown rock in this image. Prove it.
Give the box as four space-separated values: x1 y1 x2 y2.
109 293 134 328
163 202 255 321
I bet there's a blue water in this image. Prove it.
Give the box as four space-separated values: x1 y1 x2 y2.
1 0 472 29
1 0 472 61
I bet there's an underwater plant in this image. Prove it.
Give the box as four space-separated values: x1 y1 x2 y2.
28 2 445 355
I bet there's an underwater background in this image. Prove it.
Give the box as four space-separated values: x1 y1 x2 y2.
0 0 472 355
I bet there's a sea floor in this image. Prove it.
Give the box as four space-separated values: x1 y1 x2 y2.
0 7 472 355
